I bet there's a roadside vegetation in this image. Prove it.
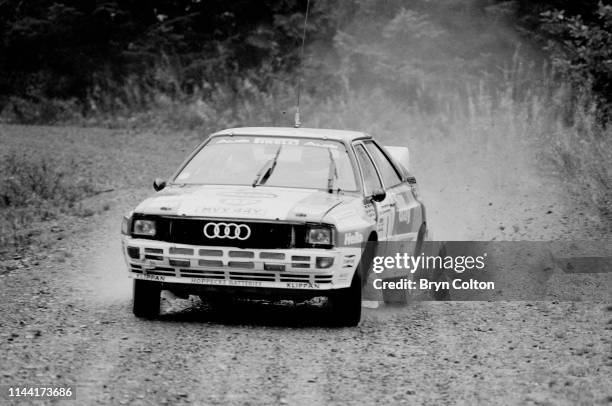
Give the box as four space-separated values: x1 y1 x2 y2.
0 152 97 259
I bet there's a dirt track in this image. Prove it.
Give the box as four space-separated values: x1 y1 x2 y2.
1 125 611 405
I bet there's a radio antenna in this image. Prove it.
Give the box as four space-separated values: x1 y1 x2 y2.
294 0 311 128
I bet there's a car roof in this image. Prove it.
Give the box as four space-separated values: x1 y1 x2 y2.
211 127 371 142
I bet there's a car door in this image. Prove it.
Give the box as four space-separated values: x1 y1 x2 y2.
353 143 396 241
363 140 423 243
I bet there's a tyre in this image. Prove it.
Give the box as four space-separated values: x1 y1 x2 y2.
132 279 161 318
414 222 427 256
359 239 378 287
328 271 362 327
382 223 427 305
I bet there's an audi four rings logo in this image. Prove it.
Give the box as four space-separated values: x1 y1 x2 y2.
203 222 251 240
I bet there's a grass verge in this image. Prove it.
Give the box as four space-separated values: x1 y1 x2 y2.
0 152 97 260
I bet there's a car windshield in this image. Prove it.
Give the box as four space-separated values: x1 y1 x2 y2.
174 136 358 191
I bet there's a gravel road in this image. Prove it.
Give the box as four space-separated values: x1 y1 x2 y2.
1 125 611 405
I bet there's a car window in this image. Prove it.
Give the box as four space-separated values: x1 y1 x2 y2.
354 144 383 195
174 136 358 191
364 141 402 188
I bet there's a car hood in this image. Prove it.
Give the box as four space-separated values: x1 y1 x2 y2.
134 184 359 223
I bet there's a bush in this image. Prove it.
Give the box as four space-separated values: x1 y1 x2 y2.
539 2 612 118
0 96 81 125
0 152 94 208
0 152 95 258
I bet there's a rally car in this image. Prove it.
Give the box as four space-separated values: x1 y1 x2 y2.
121 127 427 326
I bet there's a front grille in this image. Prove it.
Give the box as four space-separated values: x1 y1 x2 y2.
132 215 307 249
128 246 336 286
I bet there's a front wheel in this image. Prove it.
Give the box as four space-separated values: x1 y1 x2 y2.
132 279 161 318
328 271 361 327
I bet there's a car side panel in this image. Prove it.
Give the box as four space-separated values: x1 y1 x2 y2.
388 182 423 241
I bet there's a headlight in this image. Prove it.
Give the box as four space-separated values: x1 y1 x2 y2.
306 226 333 246
132 219 156 236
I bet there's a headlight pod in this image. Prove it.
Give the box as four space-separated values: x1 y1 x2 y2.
306 225 334 246
121 214 132 235
132 219 156 236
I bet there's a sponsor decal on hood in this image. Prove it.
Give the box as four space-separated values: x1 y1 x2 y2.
135 185 358 222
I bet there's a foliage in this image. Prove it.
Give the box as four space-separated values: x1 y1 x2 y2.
0 152 96 257
1 0 611 119
0 0 330 119
540 2 612 116
0 152 94 208
313 0 526 111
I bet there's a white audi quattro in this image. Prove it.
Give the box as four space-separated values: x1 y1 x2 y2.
121 127 427 326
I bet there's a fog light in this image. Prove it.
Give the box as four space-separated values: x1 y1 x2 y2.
127 246 140 259
316 256 334 269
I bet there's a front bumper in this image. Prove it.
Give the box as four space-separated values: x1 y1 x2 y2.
122 237 361 291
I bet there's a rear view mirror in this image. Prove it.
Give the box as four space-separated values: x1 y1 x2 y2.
153 178 166 192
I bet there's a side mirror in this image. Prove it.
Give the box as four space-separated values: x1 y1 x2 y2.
153 178 166 192
371 189 386 202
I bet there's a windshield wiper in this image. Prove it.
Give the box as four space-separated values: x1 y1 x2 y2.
252 145 283 187
327 148 339 193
